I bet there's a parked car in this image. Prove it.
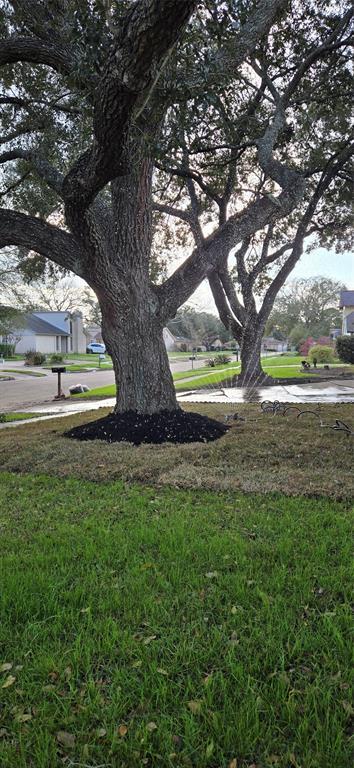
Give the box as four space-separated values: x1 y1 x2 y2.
86 341 106 354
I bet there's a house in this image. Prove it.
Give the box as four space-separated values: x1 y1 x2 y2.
2 310 87 354
261 336 288 353
208 337 223 350
173 335 196 352
339 290 354 335
329 327 341 340
84 324 104 346
163 327 176 351
164 328 196 351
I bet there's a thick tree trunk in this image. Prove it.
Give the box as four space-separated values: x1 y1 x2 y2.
101 303 178 414
238 328 269 386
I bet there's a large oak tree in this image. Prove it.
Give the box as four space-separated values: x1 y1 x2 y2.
0 1 352 431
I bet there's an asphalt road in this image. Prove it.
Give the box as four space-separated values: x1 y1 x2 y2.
0 356 209 411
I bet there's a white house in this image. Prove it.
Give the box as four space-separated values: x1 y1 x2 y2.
3 310 87 354
339 290 354 335
261 336 288 353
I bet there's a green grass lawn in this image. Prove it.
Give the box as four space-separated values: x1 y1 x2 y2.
69 366 243 399
71 355 353 400
0 412 47 423
0 471 352 768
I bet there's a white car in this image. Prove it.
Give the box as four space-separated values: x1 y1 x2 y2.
86 341 106 354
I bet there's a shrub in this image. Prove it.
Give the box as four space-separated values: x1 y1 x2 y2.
309 345 334 364
49 353 65 363
336 335 354 364
299 337 315 356
0 413 6 423
0 343 15 358
206 358 216 367
215 353 231 365
24 350 46 366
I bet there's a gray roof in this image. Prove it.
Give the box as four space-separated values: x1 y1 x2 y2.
27 315 70 336
339 290 354 308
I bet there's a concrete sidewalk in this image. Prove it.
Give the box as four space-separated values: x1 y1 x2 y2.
1 379 353 430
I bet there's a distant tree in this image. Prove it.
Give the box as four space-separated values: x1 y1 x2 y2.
267 277 345 340
167 307 232 345
0 304 26 344
7 275 88 315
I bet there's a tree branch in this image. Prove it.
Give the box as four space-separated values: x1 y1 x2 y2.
62 0 198 225
159 179 305 318
153 202 192 224
198 0 288 88
0 149 63 195
0 209 86 275
257 141 354 326
208 270 243 342
0 37 74 77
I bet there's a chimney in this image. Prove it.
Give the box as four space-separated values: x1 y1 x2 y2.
70 311 86 353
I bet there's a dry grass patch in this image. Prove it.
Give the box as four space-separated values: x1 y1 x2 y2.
0 403 353 499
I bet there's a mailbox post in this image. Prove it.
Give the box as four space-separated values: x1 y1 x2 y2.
51 366 66 400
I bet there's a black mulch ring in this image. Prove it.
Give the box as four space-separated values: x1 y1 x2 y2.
64 408 229 445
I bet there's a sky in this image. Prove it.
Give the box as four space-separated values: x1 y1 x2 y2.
186 247 354 313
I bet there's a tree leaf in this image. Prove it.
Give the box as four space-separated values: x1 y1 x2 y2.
2 675 16 689
187 700 202 714
341 700 354 715
96 727 107 738
15 713 32 723
117 724 128 737
143 635 157 645
146 721 158 732
0 663 13 673
156 667 168 676
56 731 76 749
229 760 238 768
205 740 214 758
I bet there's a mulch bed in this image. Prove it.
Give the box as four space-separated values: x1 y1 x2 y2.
64 408 229 445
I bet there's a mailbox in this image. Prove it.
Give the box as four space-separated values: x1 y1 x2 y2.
52 367 66 400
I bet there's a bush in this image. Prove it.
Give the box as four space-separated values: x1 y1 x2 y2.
0 343 15 358
24 350 46 366
309 345 334 364
299 337 315 356
215 353 231 365
206 354 231 368
336 335 354 364
49 353 65 363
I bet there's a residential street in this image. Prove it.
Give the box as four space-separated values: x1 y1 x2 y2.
0 356 208 411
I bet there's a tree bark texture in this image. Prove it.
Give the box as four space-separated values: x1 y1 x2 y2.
239 330 265 385
102 305 177 414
